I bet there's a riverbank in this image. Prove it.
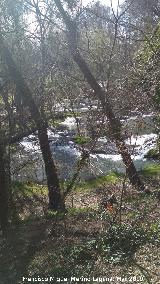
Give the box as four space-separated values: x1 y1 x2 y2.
1 165 159 284
10 164 160 221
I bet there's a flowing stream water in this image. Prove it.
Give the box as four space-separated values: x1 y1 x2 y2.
13 113 159 182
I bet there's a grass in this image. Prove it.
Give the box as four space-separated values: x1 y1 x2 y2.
12 181 48 197
11 162 160 202
1 170 160 284
141 164 160 176
73 135 91 145
10 172 121 222
65 111 81 117
12 172 121 198
74 172 122 192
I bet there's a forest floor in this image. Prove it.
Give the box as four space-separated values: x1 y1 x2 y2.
0 164 160 284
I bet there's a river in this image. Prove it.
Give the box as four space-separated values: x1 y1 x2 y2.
12 113 159 182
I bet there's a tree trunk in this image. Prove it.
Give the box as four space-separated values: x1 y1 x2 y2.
54 0 145 191
38 125 64 209
115 139 144 190
0 144 9 232
0 39 64 210
73 54 144 190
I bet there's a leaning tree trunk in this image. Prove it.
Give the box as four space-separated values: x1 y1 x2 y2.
54 0 145 191
74 55 144 190
72 54 145 191
0 144 9 232
0 39 64 210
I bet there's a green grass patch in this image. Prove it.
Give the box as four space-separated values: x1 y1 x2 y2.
43 207 97 221
141 164 160 176
67 207 96 216
27 223 159 278
65 111 81 117
49 118 65 127
73 135 91 145
75 172 122 192
12 171 121 200
12 181 48 197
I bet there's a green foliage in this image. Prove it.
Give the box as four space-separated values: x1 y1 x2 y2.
75 172 121 192
137 24 160 64
67 207 94 215
61 172 121 198
73 135 91 145
9 144 19 154
29 245 95 278
144 148 160 159
65 111 81 117
48 118 64 127
149 223 160 243
97 225 150 263
45 210 66 219
12 181 48 197
28 222 159 278
65 244 94 265
142 164 160 176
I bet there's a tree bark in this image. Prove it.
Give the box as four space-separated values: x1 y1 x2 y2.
0 38 64 210
74 56 144 190
38 124 64 209
0 144 9 232
54 0 145 191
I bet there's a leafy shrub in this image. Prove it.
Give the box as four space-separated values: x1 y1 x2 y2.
142 164 160 176
73 135 91 145
97 224 150 263
144 148 160 159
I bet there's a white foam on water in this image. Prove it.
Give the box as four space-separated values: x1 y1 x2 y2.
91 133 157 163
18 127 159 181
91 154 122 161
60 117 77 129
54 145 81 157
97 137 108 143
125 133 157 146
20 141 40 151
123 113 155 122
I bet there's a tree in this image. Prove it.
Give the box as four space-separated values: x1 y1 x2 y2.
0 0 66 211
124 0 160 24
0 37 64 211
0 114 9 231
132 25 160 152
53 0 145 191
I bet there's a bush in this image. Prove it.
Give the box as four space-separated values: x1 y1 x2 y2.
97 224 150 263
144 148 160 159
73 135 91 145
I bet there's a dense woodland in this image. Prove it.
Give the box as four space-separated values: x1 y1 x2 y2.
0 0 160 283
